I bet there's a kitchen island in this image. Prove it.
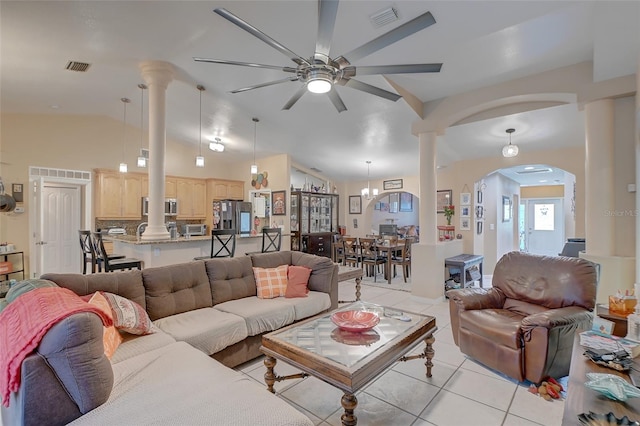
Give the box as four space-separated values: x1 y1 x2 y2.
109 233 290 268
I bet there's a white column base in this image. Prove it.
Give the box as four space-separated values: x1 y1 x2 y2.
411 240 464 299
141 225 170 241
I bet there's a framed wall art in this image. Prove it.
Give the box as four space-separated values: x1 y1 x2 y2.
460 192 471 205
502 195 512 222
349 195 362 214
460 206 471 218
271 190 286 215
383 179 403 190
460 217 471 231
389 192 399 213
400 192 413 212
437 189 453 213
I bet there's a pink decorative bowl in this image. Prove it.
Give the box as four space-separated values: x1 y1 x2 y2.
330 310 380 333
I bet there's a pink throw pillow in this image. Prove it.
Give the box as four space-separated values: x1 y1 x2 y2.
286 265 312 298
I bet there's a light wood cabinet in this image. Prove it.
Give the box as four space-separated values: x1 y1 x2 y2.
176 178 207 219
208 179 244 201
141 176 177 198
94 169 142 219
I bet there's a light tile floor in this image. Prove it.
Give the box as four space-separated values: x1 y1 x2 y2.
236 274 567 426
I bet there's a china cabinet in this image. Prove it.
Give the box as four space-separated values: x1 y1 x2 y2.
290 191 339 257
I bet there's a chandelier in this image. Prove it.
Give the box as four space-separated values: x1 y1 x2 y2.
361 161 378 200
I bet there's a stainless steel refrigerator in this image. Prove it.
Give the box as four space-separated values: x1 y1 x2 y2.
212 200 252 235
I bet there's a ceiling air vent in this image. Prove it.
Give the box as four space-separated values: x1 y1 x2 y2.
65 61 91 72
515 167 553 175
370 7 399 28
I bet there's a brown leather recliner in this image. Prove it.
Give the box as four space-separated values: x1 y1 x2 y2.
447 251 598 383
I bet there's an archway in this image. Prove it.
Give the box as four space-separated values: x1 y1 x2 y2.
362 191 420 241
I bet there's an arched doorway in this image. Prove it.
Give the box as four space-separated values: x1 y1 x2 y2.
364 191 420 241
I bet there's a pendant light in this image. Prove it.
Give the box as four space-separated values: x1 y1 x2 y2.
195 85 205 168
361 160 378 200
119 97 130 173
250 117 259 174
209 137 224 152
502 128 519 158
137 84 147 167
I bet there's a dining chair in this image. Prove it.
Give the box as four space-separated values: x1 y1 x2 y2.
261 227 282 253
92 232 142 272
341 237 361 268
332 234 344 263
195 229 236 260
392 237 413 282
359 238 386 282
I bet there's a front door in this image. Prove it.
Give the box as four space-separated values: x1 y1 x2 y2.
523 198 564 256
39 184 81 274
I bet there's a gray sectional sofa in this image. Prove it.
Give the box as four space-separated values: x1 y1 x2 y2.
1 251 338 426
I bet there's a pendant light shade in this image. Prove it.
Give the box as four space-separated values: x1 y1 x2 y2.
209 137 224 152
502 128 519 158
119 97 130 173
137 84 147 168
196 85 205 168
250 117 259 174
361 161 378 200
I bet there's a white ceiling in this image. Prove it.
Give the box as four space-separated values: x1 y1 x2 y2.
1 1 638 182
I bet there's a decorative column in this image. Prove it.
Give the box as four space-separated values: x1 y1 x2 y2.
636 56 640 282
418 131 438 243
584 98 615 256
140 61 174 241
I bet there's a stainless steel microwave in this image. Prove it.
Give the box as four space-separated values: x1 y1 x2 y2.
142 197 178 216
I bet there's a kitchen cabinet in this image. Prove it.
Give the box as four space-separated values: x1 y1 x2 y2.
208 179 244 201
141 176 177 198
176 178 207 219
290 191 339 257
94 169 142 219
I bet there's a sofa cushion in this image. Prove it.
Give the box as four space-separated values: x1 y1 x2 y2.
291 251 336 294
215 297 296 336
153 308 248 356
41 271 146 310
204 256 256 305
142 262 212 321
250 251 293 268
286 265 312 298
460 309 524 349
280 291 331 320
253 265 288 299
111 327 176 364
70 342 313 426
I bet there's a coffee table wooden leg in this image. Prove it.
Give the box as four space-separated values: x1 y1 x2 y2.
424 335 435 378
341 392 358 426
355 277 362 301
264 356 277 393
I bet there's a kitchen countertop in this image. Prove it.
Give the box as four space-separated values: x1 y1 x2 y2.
107 233 288 245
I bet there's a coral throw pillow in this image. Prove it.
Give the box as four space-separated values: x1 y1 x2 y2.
88 292 122 359
101 292 154 335
286 266 312 298
253 265 289 299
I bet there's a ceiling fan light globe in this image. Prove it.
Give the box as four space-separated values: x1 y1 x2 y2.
502 144 519 158
209 141 225 152
307 78 332 94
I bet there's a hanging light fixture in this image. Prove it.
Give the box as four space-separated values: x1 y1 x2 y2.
119 97 131 173
361 160 379 200
195 85 205 168
137 83 147 168
209 137 224 152
250 117 259 174
502 128 519 158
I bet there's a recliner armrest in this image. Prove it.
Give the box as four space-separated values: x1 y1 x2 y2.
446 288 505 311
521 306 593 330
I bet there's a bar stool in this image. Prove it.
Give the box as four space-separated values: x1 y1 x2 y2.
195 229 236 260
93 232 142 271
78 230 98 274
261 227 281 253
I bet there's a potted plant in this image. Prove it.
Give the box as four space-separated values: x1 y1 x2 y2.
444 205 455 226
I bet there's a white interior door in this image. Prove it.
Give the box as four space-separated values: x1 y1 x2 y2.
525 198 564 256
40 184 81 274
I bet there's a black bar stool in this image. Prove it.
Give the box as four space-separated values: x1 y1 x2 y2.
195 229 236 260
92 232 142 271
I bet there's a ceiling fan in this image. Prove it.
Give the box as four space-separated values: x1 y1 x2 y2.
194 0 442 112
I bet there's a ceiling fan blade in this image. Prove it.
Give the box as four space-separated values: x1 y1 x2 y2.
315 0 339 63
214 8 310 66
327 88 347 113
349 63 442 76
282 86 308 110
340 11 436 63
194 58 297 73
343 79 401 102
231 77 299 94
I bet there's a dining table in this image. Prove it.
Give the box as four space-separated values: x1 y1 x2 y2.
375 240 406 284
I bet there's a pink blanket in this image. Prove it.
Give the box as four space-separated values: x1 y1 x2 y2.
0 287 112 407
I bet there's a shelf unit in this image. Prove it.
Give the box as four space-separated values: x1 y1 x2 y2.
290 191 339 258
1 251 25 283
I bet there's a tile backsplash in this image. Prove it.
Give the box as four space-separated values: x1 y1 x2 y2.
96 219 205 236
